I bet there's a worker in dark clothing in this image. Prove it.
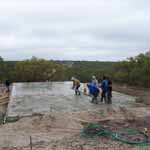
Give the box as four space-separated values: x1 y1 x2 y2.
71 77 81 95
101 76 107 104
5 80 11 93
107 77 112 104
87 83 100 104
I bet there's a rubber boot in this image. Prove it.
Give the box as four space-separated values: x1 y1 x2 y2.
91 97 94 103
78 91 81 96
104 97 107 104
75 90 78 95
95 98 98 104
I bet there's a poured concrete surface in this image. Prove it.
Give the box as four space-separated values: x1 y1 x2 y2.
7 82 136 117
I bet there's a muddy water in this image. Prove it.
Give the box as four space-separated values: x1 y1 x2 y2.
7 82 136 117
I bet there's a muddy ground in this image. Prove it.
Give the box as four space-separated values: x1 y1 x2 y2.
0 107 150 150
0 86 9 119
0 84 150 150
113 84 150 105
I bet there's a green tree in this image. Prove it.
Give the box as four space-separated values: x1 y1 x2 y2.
14 57 67 82
114 51 150 87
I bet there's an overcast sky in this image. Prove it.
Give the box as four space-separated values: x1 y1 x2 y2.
0 0 149 61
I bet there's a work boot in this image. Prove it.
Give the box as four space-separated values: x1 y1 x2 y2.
75 91 78 95
108 98 112 104
107 93 112 104
91 97 95 103
78 91 81 96
95 99 98 104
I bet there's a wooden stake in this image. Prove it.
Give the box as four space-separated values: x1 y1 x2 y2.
30 136 32 150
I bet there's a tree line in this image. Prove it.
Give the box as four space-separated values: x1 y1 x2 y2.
0 57 115 83
0 57 67 82
113 51 150 87
0 51 150 88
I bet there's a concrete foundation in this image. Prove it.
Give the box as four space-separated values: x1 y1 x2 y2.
7 82 135 118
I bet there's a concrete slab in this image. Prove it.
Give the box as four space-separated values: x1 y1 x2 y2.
7 82 136 118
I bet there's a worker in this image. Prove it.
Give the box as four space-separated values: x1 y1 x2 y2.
91 75 98 87
71 77 81 95
87 83 100 104
107 77 112 104
5 80 11 93
100 76 107 104
83 84 88 95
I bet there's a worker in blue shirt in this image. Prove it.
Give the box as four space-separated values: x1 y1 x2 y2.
87 83 100 104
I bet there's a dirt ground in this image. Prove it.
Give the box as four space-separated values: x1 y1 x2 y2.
0 106 150 150
113 84 150 105
0 86 9 119
0 85 150 150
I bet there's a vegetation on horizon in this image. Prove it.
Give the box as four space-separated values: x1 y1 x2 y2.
113 51 150 87
0 51 150 87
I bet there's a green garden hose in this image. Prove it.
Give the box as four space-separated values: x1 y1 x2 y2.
80 123 150 146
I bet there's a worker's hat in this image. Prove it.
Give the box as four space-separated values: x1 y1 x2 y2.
92 75 96 79
71 77 75 80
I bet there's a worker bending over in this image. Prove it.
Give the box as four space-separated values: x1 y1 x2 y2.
71 77 81 95
87 83 100 104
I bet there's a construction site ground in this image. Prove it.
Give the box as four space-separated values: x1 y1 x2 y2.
0 83 150 150
113 84 150 106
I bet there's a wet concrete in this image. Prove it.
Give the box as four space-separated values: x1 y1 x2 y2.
7 82 136 117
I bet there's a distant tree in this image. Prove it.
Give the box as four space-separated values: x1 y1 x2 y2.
114 51 150 87
14 57 67 82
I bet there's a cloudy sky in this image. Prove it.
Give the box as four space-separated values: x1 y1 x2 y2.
0 0 149 61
